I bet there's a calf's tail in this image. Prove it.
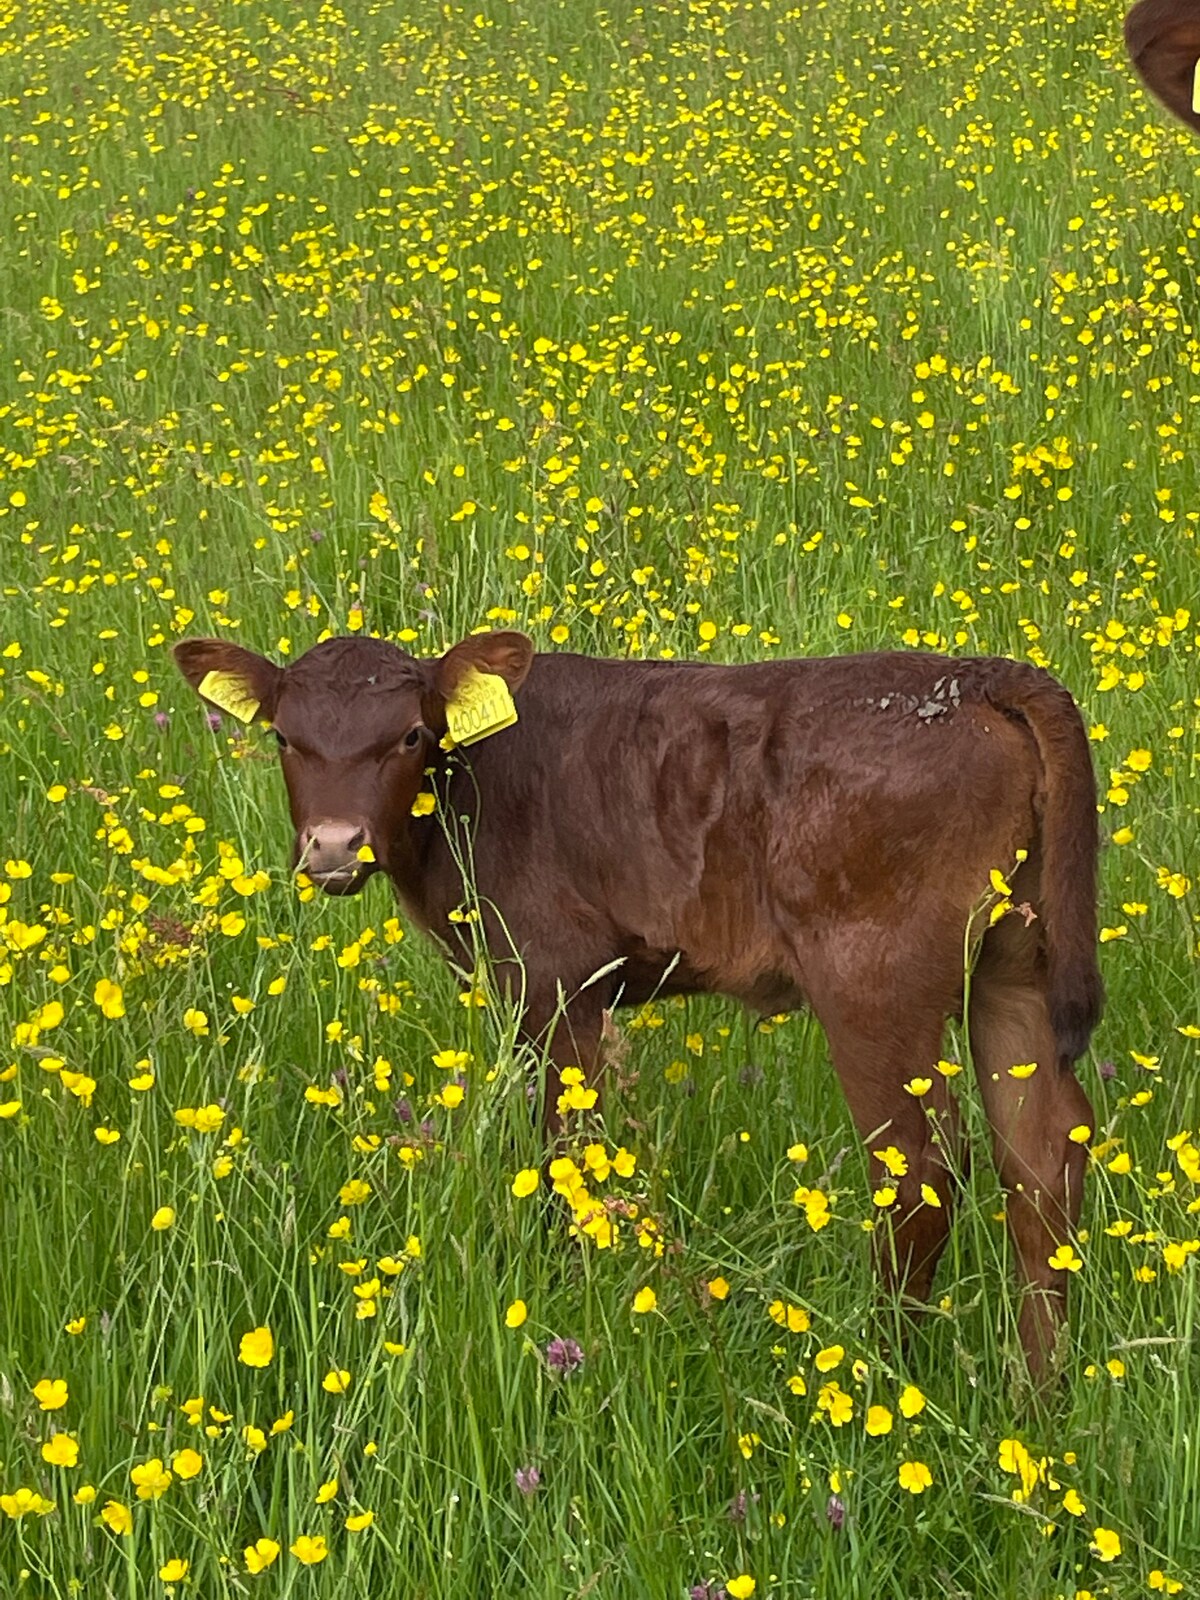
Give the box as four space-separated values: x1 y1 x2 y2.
986 664 1104 1062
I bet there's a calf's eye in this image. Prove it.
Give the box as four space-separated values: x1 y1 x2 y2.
403 726 424 750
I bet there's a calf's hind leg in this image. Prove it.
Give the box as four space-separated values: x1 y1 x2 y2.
816 996 965 1315
968 924 1093 1379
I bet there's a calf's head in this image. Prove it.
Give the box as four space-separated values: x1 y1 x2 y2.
174 630 533 894
1126 0 1200 132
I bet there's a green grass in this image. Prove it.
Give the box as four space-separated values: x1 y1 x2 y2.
2 0 1200 1594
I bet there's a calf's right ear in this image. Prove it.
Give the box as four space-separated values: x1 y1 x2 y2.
1125 0 1200 132
173 639 282 724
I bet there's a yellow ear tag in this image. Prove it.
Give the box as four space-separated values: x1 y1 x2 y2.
444 667 518 748
198 669 261 724
1193 58 1200 116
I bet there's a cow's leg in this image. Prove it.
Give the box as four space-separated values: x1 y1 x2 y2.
816 999 964 1313
523 998 606 1142
968 924 1093 1379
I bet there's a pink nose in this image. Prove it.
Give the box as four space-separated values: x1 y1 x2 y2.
296 820 371 883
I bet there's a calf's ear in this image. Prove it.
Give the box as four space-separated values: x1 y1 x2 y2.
173 639 283 724
434 630 534 699
1125 0 1200 132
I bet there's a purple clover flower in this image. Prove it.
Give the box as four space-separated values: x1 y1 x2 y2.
543 1336 585 1376
727 1489 758 1523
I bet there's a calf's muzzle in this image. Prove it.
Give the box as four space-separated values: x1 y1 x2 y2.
295 819 375 894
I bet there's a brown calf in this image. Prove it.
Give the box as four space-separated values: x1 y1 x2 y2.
1126 0 1200 132
176 633 1103 1376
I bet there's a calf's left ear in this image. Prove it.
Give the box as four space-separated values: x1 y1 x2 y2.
433 630 534 700
173 639 283 724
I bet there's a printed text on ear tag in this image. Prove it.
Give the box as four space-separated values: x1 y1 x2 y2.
445 667 518 747
198 669 261 724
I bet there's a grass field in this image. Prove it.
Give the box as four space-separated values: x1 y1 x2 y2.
2 0 1199 1594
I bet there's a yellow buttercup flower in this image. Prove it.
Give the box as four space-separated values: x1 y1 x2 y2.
172 1448 203 1480
42 1432 79 1467
898 1460 933 1494
33 1377 68 1411
898 1385 926 1418
238 1326 274 1368
244 1537 281 1573
1 1487 55 1518
93 977 125 1019
1048 1243 1083 1273
1090 1526 1122 1562
130 1458 172 1500
290 1534 328 1565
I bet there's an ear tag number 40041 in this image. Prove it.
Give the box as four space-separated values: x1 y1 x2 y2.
445 668 518 747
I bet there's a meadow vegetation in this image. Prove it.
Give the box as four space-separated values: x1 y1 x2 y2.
1 0 1199 1594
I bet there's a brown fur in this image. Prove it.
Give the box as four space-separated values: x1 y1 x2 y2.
176 634 1103 1377
1126 0 1200 132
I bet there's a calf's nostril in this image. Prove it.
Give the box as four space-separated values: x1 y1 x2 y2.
349 829 365 852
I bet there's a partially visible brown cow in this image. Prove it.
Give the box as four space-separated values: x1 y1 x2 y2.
176 633 1102 1376
1126 0 1200 132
